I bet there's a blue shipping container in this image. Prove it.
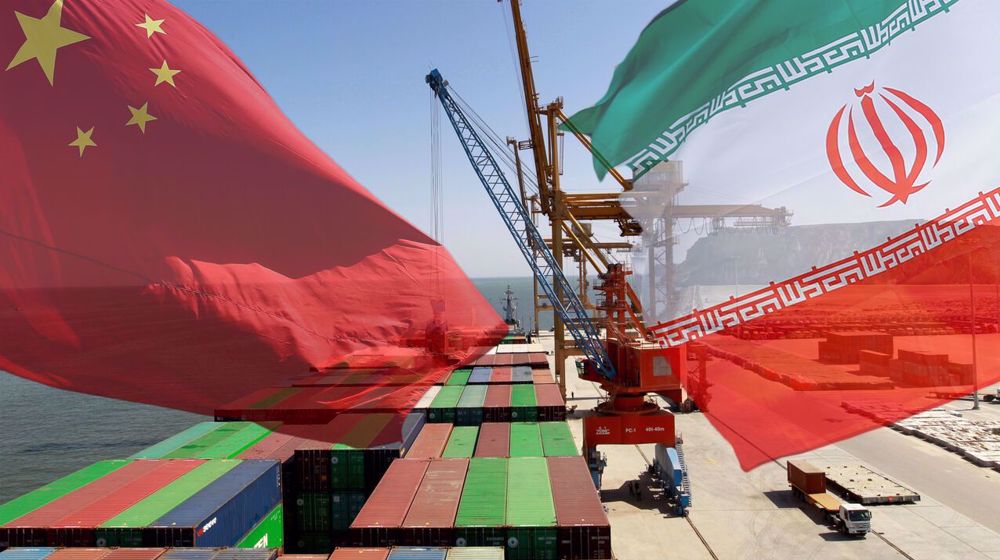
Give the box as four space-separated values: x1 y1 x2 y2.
387 548 448 560
511 366 533 383
469 367 492 384
0 549 56 560
150 460 281 547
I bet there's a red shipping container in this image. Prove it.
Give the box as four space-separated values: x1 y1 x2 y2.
47 549 115 560
490 366 512 384
534 384 565 407
329 549 390 560
351 459 429 546
483 385 511 408
401 458 469 546
53 459 203 527
474 423 510 458
102 550 167 560
406 424 453 460
532 368 555 384
5 460 190 527
238 432 300 460
548 457 611 559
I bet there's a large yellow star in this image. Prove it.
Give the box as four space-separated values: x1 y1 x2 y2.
150 60 180 87
69 126 95 157
136 14 165 39
126 102 157 133
6 0 90 85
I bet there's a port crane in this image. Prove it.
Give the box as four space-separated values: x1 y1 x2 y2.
427 69 690 512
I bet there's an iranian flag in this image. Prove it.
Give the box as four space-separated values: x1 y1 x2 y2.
570 0 1000 468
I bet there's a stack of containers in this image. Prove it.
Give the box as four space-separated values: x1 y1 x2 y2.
452 459 506 549
290 413 425 552
0 460 281 549
548 457 611 559
400 460 468 547
350 461 429 548
481 387 510 423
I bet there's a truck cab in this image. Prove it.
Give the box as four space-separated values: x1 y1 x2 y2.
835 503 871 536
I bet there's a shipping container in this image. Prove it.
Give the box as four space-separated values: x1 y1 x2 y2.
98 460 241 547
386 549 445 560
508 424 543 458
237 432 301 462
531 370 554 385
405 424 452 460
351 460 429 547
455 387 487 427
442 549 503 560
164 423 272 460
330 492 367 532
454 459 506 548
534 385 566 422
481 386 510 423
131 424 222 459
509 386 536 422
328 549 388 560
332 415 394 490
43 551 113 560
4 460 206 547
427 387 463 424
473 424 509 459
511 367 533 384
445 370 471 386
156 550 215 560
0 461 129 527
102 549 166 560
489 367 511 384
295 492 331 534
0 550 56 560
276 556 328 560
547 457 610 560
442 428 478 459
467 368 491 385
401 460 468 547
787 461 826 495
506 458 556 560
147 460 281 547
211 550 278 560
539 423 577 457
413 387 441 413
235 505 283 549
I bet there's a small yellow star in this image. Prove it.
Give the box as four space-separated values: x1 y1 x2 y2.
7 0 91 85
126 102 157 133
136 14 165 39
149 60 180 87
69 126 96 157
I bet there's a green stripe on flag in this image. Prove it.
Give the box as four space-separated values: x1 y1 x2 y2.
567 0 958 179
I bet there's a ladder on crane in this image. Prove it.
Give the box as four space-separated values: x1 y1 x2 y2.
425 68 616 379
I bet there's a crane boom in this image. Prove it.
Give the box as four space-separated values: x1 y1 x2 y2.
425 69 616 379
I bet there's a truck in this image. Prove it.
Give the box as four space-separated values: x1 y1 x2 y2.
787 460 871 536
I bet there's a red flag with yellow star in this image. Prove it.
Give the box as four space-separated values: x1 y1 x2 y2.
0 0 504 416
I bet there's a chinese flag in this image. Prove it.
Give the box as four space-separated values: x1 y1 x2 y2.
0 0 503 415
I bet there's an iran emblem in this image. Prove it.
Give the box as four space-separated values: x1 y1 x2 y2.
826 83 945 207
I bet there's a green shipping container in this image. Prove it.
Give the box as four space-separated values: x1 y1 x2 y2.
296 491 331 532
163 422 271 459
329 490 366 531
506 457 557 560
443 426 480 458
510 385 537 422
447 369 472 386
130 422 221 459
539 422 578 457
97 459 241 546
509 423 543 458
429 386 464 423
0 460 129 526
330 444 366 490
237 505 284 549
455 458 508 548
456 386 488 426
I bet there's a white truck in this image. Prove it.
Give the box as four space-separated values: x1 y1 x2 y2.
788 460 871 536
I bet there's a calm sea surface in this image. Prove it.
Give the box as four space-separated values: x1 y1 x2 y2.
0 277 546 502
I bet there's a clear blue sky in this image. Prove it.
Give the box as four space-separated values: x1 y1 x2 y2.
172 0 668 278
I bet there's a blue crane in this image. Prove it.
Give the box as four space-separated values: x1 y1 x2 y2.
425 69 616 379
